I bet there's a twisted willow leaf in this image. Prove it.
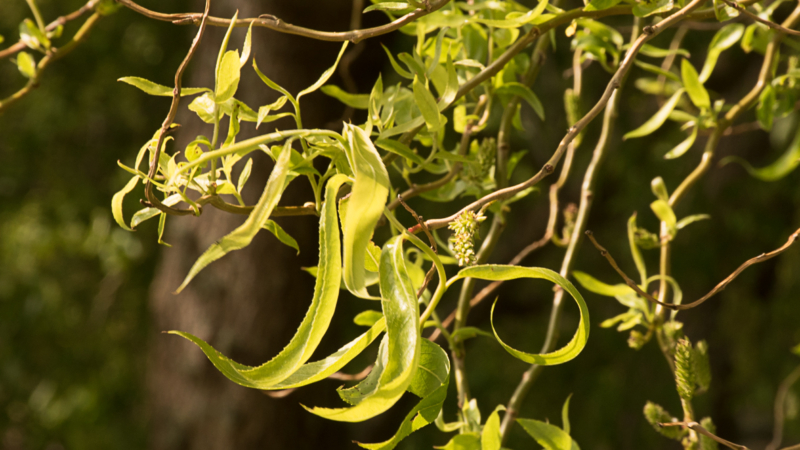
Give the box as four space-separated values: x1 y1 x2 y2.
449 265 589 365
720 127 800 181
342 124 390 299
169 174 349 388
307 235 421 422
358 339 450 450
623 89 684 140
112 175 139 231
175 139 294 293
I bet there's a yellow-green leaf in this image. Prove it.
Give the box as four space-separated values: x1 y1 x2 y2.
170 174 350 388
118 77 208 97
481 406 505 450
342 124 390 299
215 50 241 104
449 265 590 366
572 271 634 297
16 51 36 79
262 219 299 254
664 125 698 159
176 139 293 293
307 235 421 422
298 41 348 99
518 419 580 450
623 89 684 140
111 176 139 231
413 76 442 132
321 85 369 109
681 59 710 109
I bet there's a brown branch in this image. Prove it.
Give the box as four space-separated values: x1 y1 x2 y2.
0 12 102 113
658 421 749 450
142 0 211 216
0 0 101 60
115 0 450 43
723 0 800 36
396 195 438 298
767 365 800 450
586 228 800 311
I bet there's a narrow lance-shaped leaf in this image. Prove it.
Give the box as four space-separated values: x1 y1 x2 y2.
342 124 390 299
298 41 348 100
118 77 208 97
623 89 684 140
175 139 293 293
449 265 590 365
664 125 698 159
215 50 242 104
262 219 299 254
364 3 412 13
627 213 647 286
307 235 421 422
170 174 350 388
699 24 745 83
517 419 581 450
358 340 450 450
413 76 442 132
720 126 800 181
472 0 549 28
239 22 254 68
681 59 710 109
572 271 634 297
111 176 140 231
496 82 546 120
650 199 677 234
321 85 369 109
481 406 506 450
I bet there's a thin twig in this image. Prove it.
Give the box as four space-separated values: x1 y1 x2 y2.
585 228 800 311
143 0 211 215
0 0 101 60
723 0 800 36
766 365 800 450
658 421 749 450
396 195 438 298
115 0 450 43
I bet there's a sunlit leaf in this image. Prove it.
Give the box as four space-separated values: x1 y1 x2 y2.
472 0 548 29
19 19 49 52
16 51 36 79
699 24 745 83
298 41 349 99
623 89 684 140
435 433 481 450
307 235 421 422
263 219 299 254
118 77 208 97
720 128 800 181
664 125 697 159
496 82 545 120
676 214 710 230
561 394 572 435
375 139 425 165
240 22 254 68
481 406 505 450
650 200 677 234
176 139 294 292
450 265 590 365
358 340 450 450
413 76 442 132
633 0 673 17
342 124 390 299
572 271 634 297
757 84 776 131
170 174 349 388
215 50 241 104
354 310 383 327
321 85 369 109
517 419 580 450
651 176 669 202
584 0 623 11
111 176 139 231
627 213 647 285
681 59 710 109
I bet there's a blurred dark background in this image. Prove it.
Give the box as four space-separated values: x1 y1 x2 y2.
1 0 798 449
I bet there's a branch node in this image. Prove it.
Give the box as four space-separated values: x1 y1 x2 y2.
544 164 554 173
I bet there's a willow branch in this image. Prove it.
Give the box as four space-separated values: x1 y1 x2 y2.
723 0 800 36
115 0 450 43
587 228 800 311
767 365 800 450
0 0 101 60
143 0 211 215
658 421 749 450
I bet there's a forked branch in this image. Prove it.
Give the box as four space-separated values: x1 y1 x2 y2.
585 228 800 311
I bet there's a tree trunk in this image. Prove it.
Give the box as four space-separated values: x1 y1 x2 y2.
146 1 355 448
